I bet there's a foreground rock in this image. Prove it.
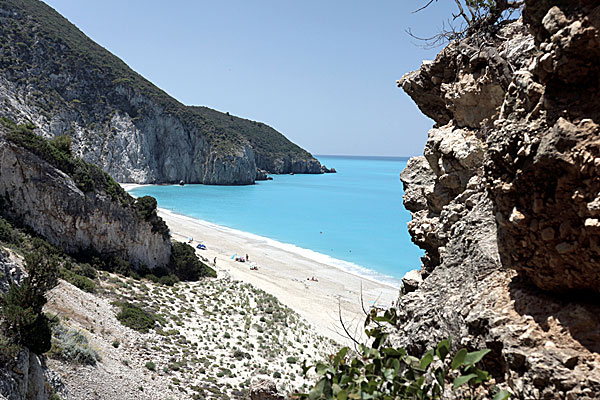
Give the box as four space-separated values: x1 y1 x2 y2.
395 2 600 398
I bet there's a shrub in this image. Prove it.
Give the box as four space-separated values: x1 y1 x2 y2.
48 323 100 365
50 134 72 156
0 248 59 354
296 307 511 400
169 242 216 281
286 356 297 364
145 361 156 371
0 217 21 245
113 301 156 333
60 268 96 293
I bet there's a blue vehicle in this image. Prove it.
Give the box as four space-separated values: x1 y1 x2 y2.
196 243 207 250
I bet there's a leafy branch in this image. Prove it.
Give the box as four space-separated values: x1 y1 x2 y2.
296 307 511 399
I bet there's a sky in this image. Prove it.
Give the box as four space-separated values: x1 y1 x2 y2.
42 0 458 157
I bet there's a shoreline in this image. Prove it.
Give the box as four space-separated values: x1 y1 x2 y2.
120 183 400 343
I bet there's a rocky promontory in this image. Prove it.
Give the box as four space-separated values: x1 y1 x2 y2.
396 1 600 398
0 0 323 185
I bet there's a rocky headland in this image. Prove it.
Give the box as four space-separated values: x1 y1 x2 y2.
0 123 171 270
396 0 600 398
0 0 323 185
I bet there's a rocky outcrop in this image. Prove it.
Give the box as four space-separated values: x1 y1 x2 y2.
0 249 64 400
0 0 322 185
249 378 284 400
395 2 600 398
0 347 51 400
0 135 171 269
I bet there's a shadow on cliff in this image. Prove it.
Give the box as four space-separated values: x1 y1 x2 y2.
508 274 600 354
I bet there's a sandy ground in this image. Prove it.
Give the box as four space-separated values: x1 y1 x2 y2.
121 183 400 345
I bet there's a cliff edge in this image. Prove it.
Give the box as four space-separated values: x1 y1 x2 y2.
0 121 171 270
396 1 600 398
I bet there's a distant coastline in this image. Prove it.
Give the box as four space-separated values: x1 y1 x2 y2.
315 154 411 161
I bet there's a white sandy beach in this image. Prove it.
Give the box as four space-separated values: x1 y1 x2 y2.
121 183 400 344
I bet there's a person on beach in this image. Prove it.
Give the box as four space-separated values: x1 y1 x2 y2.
213 257 217 265
246 253 249 261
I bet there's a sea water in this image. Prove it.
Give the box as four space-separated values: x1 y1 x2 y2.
129 155 423 287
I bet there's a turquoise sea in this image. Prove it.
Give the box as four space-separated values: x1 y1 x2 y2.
129 155 423 287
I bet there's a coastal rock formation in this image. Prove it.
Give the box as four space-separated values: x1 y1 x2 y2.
0 0 323 185
396 1 600 398
0 132 171 269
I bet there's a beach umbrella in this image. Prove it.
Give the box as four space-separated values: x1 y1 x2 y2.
230 253 237 259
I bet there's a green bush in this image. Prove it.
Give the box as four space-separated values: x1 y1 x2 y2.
146 273 179 286
296 308 511 400
60 268 96 293
48 323 100 365
169 242 216 281
135 196 169 238
50 134 72 156
0 248 59 354
145 361 156 371
113 301 157 333
0 216 21 245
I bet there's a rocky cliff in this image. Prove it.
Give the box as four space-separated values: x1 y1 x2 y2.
396 1 600 398
0 124 171 270
0 0 322 185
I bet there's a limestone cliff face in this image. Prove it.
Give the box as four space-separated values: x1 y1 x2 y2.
0 136 171 269
396 2 600 398
0 0 322 185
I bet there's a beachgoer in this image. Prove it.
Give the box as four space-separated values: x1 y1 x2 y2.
246 253 249 261
213 257 217 265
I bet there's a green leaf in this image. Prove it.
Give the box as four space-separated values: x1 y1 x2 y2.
453 373 478 389
451 348 467 370
337 389 348 400
435 368 445 391
464 349 491 366
381 347 405 357
436 339 450 361
420 350 434 369
493 389 512 400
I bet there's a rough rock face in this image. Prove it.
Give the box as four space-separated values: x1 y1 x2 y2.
249 378 284 400
396 2 600 398
0 347 50 400
0 136 171 269
0 0 323 185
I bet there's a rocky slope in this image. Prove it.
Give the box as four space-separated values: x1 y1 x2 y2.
396 1 600 398
0 124 171 270
0 0 323 185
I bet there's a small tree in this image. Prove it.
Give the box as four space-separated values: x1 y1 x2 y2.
410 0 524 47
50 134 73 156
0 249 59 354
169 242 216 280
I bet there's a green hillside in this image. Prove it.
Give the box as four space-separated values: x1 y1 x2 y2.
0 0 317 174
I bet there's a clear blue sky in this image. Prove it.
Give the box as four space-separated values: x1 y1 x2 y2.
42 0 457 157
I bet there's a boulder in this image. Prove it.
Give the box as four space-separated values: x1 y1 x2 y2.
249 377 283 400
